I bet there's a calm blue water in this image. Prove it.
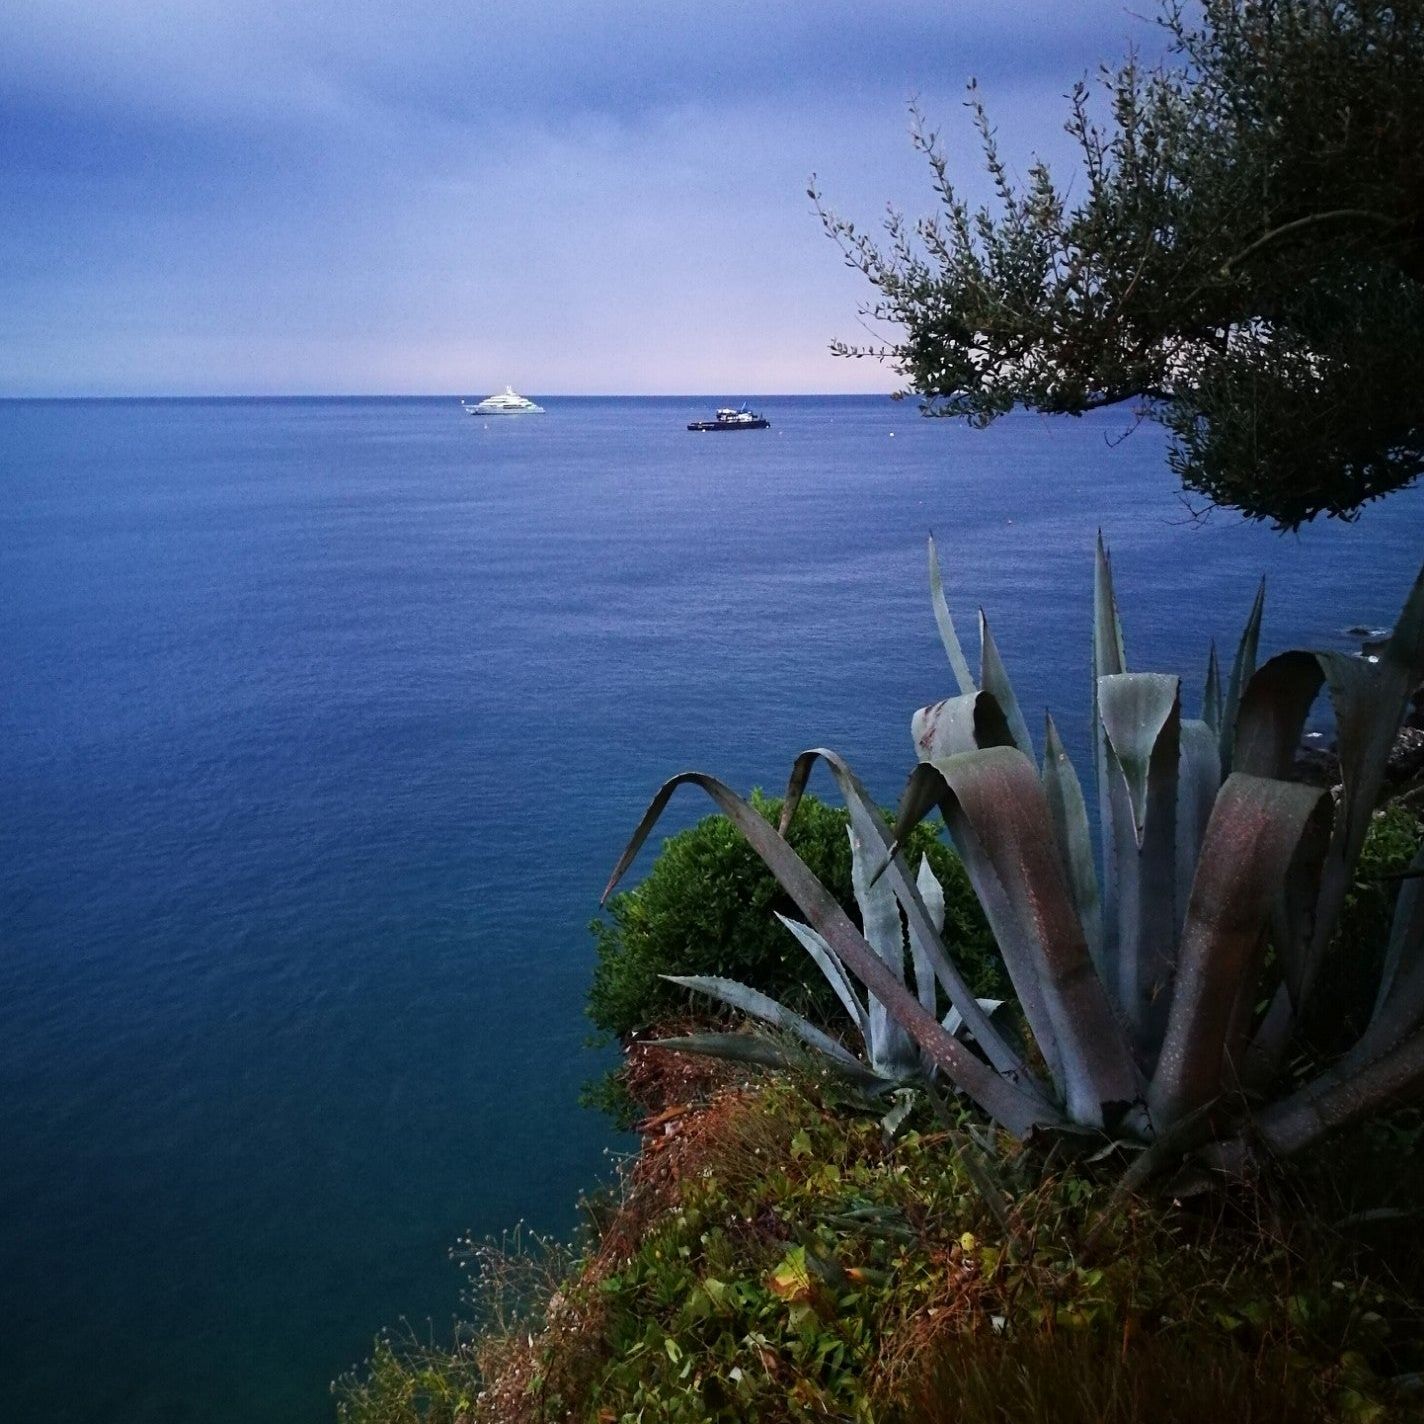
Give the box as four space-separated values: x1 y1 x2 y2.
2 396 1421 1422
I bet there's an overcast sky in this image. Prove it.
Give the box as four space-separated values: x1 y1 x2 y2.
2 2 1154 396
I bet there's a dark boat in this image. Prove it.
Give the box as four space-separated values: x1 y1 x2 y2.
687 403 769 431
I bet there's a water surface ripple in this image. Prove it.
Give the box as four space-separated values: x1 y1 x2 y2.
2 396 1420 1421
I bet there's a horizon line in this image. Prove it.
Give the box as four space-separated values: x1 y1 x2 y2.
0 391 909 403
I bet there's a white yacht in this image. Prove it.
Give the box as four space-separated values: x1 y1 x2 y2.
462 386 545 415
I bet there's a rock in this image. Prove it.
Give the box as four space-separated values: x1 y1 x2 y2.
1385 725 1424 789
1293 744 1340 788
1407 681 1424 732
1291 716 1424 793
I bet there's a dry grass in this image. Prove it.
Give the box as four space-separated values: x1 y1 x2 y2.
585 1019 801 1271
899 1330 1333 1424
617 1018 744 1118
587 1085 758 1273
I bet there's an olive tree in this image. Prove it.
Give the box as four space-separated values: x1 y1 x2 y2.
815 0 1424 528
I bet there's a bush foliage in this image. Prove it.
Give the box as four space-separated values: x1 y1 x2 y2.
586 792 1001 1045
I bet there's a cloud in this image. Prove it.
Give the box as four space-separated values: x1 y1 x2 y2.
3 1 1141 132
0 2 1157 394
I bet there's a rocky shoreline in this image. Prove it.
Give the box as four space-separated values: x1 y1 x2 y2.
1294 680 1424 792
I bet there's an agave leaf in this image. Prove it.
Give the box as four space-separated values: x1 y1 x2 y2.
775 914 869 1037
1242 564 1424 1071
943 997 1009 1039
909 857 945 1017
1148 774 1327 1131
606 769 1062 1138
1099 674 1181 845
1385 560 1424 680
1176 718 1222 921
1219 577 1265 774
651 1032 890 1090
1318 650 1421 910
1093 532 1128 681
928 533 977 696
1203 642 1222 735
1041 713 1103 971
1363 841 1424 1057
851 823 907 970
894 761 1062 1093
1098 673 1181 1060
1265 794 1335 1022
650 1031 797 1071
1093 534 1128 986
1323 653 1400 837
780 748 1041 1090
1212 1027 1424 1164
915 856 947 935
893 746 1144 1129
661 974 865 1070
979 610 1033 759
880 1088 916 1139
1233 657 1347 1079
1231 651 1326 780
850 825 918 1077
912 690 1014 762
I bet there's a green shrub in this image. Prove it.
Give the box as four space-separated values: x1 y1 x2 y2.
586 791 1001 1045
332 1333 481 1424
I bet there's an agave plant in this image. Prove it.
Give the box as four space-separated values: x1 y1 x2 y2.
654 828 1007 1092
605 536 1424 1171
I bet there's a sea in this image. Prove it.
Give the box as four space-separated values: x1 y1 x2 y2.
2 395 1421 1423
